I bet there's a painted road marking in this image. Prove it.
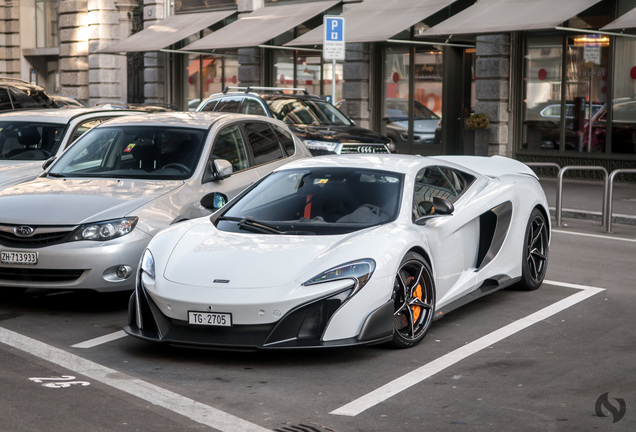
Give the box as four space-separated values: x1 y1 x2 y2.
0 327 270 432
71 330 127 348
331 281 604 417
553 229 636 243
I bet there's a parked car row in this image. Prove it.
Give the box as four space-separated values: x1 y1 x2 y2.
196 86 394 155
0 85 550 352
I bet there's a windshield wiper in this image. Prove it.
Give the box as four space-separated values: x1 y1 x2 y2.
218 216 283 234
47 172 66 178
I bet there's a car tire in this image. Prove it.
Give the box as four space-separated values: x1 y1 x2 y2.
516 208 549 291
390 252 435 349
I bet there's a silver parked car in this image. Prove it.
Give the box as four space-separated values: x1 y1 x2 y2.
0 107 145 190
0 112 312 294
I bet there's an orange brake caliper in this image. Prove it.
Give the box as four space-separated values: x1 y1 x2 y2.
411 281 423 322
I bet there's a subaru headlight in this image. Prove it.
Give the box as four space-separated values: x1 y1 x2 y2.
303 259 376 294
70 217 138 241
303 139 341 153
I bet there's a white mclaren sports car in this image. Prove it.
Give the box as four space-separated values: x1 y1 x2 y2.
125 154 550 350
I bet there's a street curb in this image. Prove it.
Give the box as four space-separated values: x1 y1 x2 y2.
549 207 636 226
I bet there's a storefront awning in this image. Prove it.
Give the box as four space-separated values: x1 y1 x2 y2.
424 0 603 36
181 1 339 51
99 10 236 53
602 7 636 31
285 0 455 46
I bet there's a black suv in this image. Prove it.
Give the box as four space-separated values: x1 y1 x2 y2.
0 77 57 111
196 87 393 155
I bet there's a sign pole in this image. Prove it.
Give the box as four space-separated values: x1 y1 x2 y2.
323 16 345 105
332 59 336 106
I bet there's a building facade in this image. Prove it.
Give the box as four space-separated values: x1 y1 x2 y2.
2 0 636 172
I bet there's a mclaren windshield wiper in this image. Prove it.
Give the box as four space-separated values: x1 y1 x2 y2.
218 216 283 234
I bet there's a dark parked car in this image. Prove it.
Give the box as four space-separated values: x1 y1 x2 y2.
581 98 636 153
383 98 440 146
196 87 393 155
0 77 57 111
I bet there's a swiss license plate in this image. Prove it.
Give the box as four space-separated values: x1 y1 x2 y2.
188 311 232 327
1 250 38 265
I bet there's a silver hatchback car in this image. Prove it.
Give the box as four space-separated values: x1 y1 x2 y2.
0 112 312 294
0 107 145 190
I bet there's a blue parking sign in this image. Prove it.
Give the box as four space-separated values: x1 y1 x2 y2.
325 17 344 42
323 16 345 60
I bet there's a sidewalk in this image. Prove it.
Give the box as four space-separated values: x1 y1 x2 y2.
539 177 636 226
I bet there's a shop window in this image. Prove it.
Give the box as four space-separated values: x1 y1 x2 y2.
609 37 636 154
383 46 443 155
36 0 58 48
272 50 342 100
522 36 564 152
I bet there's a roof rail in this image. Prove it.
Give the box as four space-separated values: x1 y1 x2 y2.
0 77 34 85
222 86 309 95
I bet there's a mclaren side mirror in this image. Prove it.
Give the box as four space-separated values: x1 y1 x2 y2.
432 196 454 215
414 196 454 225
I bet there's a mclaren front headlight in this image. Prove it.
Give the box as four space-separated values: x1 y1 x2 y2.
303 259 376 294
140 248 156 279
71 217 138 241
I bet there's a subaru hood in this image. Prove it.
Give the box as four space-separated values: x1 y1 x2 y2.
0 161 43 189
0 177 183 225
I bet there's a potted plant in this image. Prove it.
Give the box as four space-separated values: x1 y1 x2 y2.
463 113 490 156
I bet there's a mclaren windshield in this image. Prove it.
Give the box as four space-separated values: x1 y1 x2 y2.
48 126 206 179
216 167 403 235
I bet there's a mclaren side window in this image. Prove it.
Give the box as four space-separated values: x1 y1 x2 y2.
412 166 475 218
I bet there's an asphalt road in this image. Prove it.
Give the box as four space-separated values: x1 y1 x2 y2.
1 216 635 432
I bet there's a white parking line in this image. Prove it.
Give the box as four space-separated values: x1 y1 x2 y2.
71 330 127 348
330 280 604 417
553 229 636 243
0 327 270 432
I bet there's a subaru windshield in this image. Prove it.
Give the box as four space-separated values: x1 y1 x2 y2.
48 126 206 180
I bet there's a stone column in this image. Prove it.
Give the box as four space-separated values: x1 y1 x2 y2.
58 0 89 102
1 2 21 78
342 42 370 129
142 0 165 104
474 34 510 156
88 0 128 105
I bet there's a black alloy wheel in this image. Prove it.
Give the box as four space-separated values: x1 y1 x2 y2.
517 208 549 291
391 252 435 348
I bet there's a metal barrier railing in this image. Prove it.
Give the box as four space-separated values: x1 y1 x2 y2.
556 166 609 228
525 162 561 176
606 168 636 233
